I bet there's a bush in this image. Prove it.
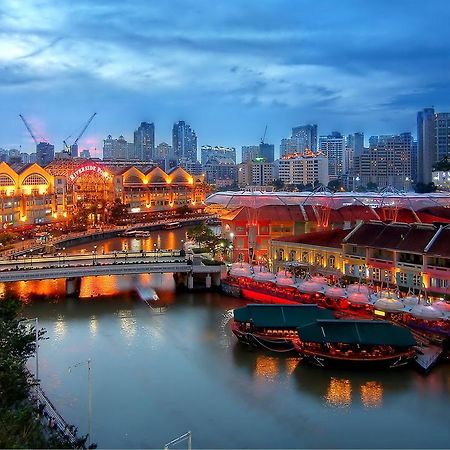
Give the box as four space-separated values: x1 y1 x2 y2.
192 247 210 254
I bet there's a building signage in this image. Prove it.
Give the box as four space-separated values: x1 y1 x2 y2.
68 163 111 183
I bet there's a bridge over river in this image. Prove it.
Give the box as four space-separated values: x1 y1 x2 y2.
0 251 225 295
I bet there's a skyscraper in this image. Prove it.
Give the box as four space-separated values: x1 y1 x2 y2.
291 124 318 151
36 142 55 166
319 132 345 179
417 108 436 184
259 142 275 162
133 122 155 161
172 121 197 162
241 145 259 162
103 135 129 160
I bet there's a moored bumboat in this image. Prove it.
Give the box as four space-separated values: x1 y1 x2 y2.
293 319 417 369
231 304 334 350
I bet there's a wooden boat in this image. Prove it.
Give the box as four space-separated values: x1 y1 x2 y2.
231 304 334 350
293 319 417 369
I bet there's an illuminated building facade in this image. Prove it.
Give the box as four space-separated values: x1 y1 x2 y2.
271 222 450 299
0 160 206 227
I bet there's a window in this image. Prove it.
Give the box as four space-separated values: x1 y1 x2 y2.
371 267 380 281
315 254 324 266
278 249 284 260
289 250 296 261
0 174 14 186
412 274 422 288
22 174 48 185
328 255 335 268
397 272 407 285
302 251 308 263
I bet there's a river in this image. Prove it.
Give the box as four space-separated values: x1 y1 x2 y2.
6 230 450 448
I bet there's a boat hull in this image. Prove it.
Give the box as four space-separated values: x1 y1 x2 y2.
231 322 295 350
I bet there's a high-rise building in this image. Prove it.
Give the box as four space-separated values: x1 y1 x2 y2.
319 132 345 179
103 135 129 161
280 138 300 157
201 145 236 164
354 133 413 190
275 153 329 187
172 121 197 162
36 142 55 166
80 149 91 159
155 142 172 160
242 145 259 162
133 122 155 161
259 142 275 162
291 124 318 151
203 156 237 187
417 108 436 184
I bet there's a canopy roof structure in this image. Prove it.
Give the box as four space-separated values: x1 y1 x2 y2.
207 189 450 210
233 304 333 328
298 319 416 347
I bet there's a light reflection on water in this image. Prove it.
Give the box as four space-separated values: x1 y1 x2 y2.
2 228 449 448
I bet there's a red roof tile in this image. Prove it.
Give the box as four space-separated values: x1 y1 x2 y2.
274 228 350 249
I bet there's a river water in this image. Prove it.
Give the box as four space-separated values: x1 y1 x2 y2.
7 230 450 448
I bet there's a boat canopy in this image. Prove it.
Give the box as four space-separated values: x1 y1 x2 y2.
233 304 334 328
297 280 326 293
229 267 253 278
346 284 371 294
275 276 295 287
347 291 370 304
252 271 275 282
374 296 404 312
297 319 416 347
324 286 347 299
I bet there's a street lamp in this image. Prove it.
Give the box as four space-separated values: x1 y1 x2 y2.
153 242 157 261
68 359 92 447
62 247 66 265
229 232 235 262
30 249 33 267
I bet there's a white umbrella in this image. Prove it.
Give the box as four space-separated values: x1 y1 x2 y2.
252 271 275 282
231 262 251 269
276 276 295 287
229 267 253 278
374 296 404 312
347 283 370 295
431 301 450 313
348 291 370 304
297 280 326 294
324 286 347 299
410 304 443 320
402 294 420 308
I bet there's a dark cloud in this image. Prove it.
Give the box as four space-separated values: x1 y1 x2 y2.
1 0 450 156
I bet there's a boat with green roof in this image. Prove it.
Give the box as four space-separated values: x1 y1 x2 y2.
231 304 335 350
293 319 417 369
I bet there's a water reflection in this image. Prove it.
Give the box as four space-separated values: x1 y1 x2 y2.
118 309 137 339
254 354 279 381
89 315 98 337
360 381 383 408
325 377 352 408
54 314 66 339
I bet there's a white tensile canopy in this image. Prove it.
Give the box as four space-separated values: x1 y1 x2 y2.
324 286 347 299
253 271 276 282
410 304 443 320
347 291 370 304
374 296 404 312
229 267 253 278
347 284 371 295
297 280 326 294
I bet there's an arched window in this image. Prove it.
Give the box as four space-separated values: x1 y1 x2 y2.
22 173 48 185
302 251 309 263
315 253 324 266
278 249 284 260
289 250 296 261
0 174 14 186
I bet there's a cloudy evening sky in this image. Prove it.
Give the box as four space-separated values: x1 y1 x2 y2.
1 0 450 159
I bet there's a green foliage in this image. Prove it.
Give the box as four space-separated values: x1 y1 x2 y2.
271 178 284 190
0 296 72 448
414 182 437 193
433 156 450 171
366 181 378 191
327 179 345 192
109 198 128 223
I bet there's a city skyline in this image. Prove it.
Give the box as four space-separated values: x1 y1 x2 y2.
2 0 450 157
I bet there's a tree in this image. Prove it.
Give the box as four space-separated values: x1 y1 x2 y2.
271 178 284 190
366 182 378 191
327 179 345 192
109 198 128 223
414 182 437 193
0 296 72 448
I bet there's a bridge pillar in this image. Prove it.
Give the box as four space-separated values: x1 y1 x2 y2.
205 274 212 288
212 272 221 287
187 274 194 290
65 277 81 297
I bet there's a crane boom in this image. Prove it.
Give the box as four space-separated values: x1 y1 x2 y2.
19 114 38 145
74 112 97 145
261 125 267 144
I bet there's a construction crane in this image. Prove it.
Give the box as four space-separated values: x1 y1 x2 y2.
261 125 268 144
19 114 46 146
63 112 97 156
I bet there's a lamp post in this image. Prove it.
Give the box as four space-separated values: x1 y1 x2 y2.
68 359 92 446
153 242 157 262
30 249 33 267
229 232 235 262
62 247 66 265
58 252 61 267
